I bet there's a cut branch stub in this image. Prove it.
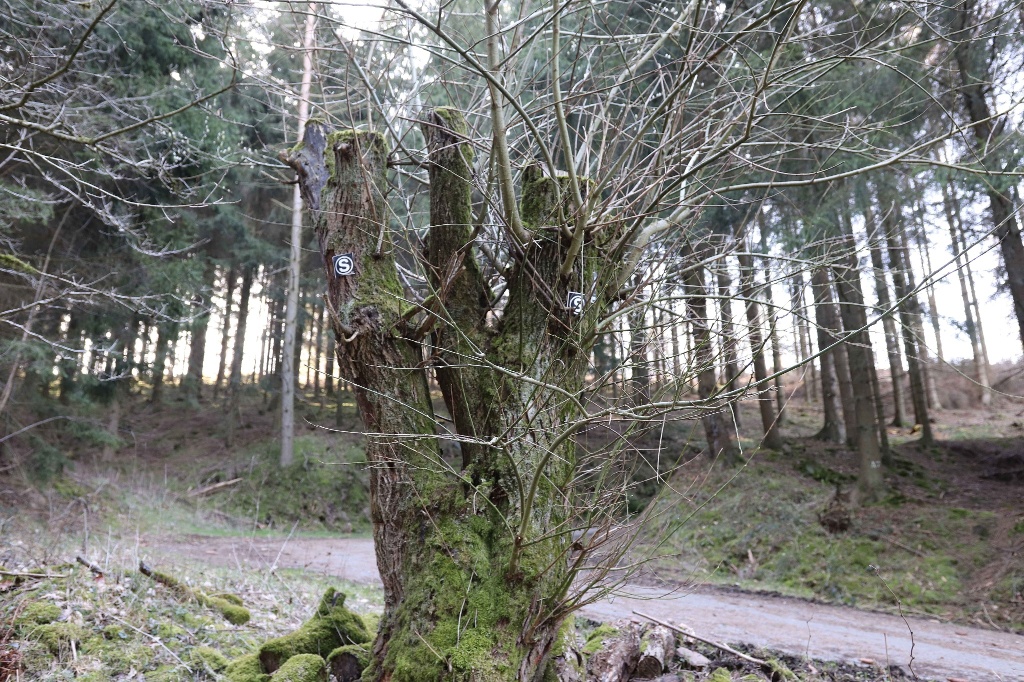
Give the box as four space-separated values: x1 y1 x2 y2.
281 118 329 213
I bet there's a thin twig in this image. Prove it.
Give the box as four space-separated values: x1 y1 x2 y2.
869 566 918 680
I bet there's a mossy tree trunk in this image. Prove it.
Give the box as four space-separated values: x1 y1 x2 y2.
285 111 620 682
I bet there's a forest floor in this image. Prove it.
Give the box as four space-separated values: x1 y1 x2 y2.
1 376 1023 680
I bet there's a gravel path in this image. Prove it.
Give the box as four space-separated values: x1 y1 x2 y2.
143 535 1024 681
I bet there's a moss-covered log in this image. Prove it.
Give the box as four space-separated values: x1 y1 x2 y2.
327 643 370 682
224 653 268 682
271 653 328 682
138 561 250 625
258 588 370 672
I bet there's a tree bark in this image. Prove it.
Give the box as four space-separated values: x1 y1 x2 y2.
864 215 910 427
586 622 642 682
898 217 942 412
791 273 817 403
737 245 783 449
281 3 316 468
313 301 324 398
832 234 885 502
809 268 845 444
628 302 651 407
684 246 740 465
214 265 236 399
635 625 674 679
756 220 786 419
717 263 741 429
941 181 991 404
225 266 253 447
880 192 934 446
184 261 216 403
325 327 335 397
150 322 176 404
960 227 992 373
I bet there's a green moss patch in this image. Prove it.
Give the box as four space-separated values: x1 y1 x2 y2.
272 653 327 682
224 653 270 682
258 588 371 672
140 562 251 625
0 551 378 682
188 645 229 672
581 623 619 655
14 601 61 628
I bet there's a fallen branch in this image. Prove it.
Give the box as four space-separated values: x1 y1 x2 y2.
0 569 67 579
633 611 766 666
139 561 250 625
75 555 103 576
186 477 242 497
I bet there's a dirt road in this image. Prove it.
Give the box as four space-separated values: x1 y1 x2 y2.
144 535 1024 681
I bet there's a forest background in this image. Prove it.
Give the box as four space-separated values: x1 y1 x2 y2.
1 1 1024 681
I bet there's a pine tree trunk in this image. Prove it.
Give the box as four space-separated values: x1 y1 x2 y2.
184 261 216 403
669 302 681 379
313 301 324 398
737 247 782 449
717 263 741 429
683 248 740 465
58 313 81 404
898 219 942 412
868 349 892 465
864 210 910 426
942 182 991 404
226 266 254 447
325 327 335 397
794 272 817 403
959 227 991 373
832 232 885 502
809 268 845 444
214 266 237 399
151 323 175 404
880 193 933 446
756 214 786 418
281 3 316 469
952 2 1024 356
628 303 651 407
914 215 945 364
